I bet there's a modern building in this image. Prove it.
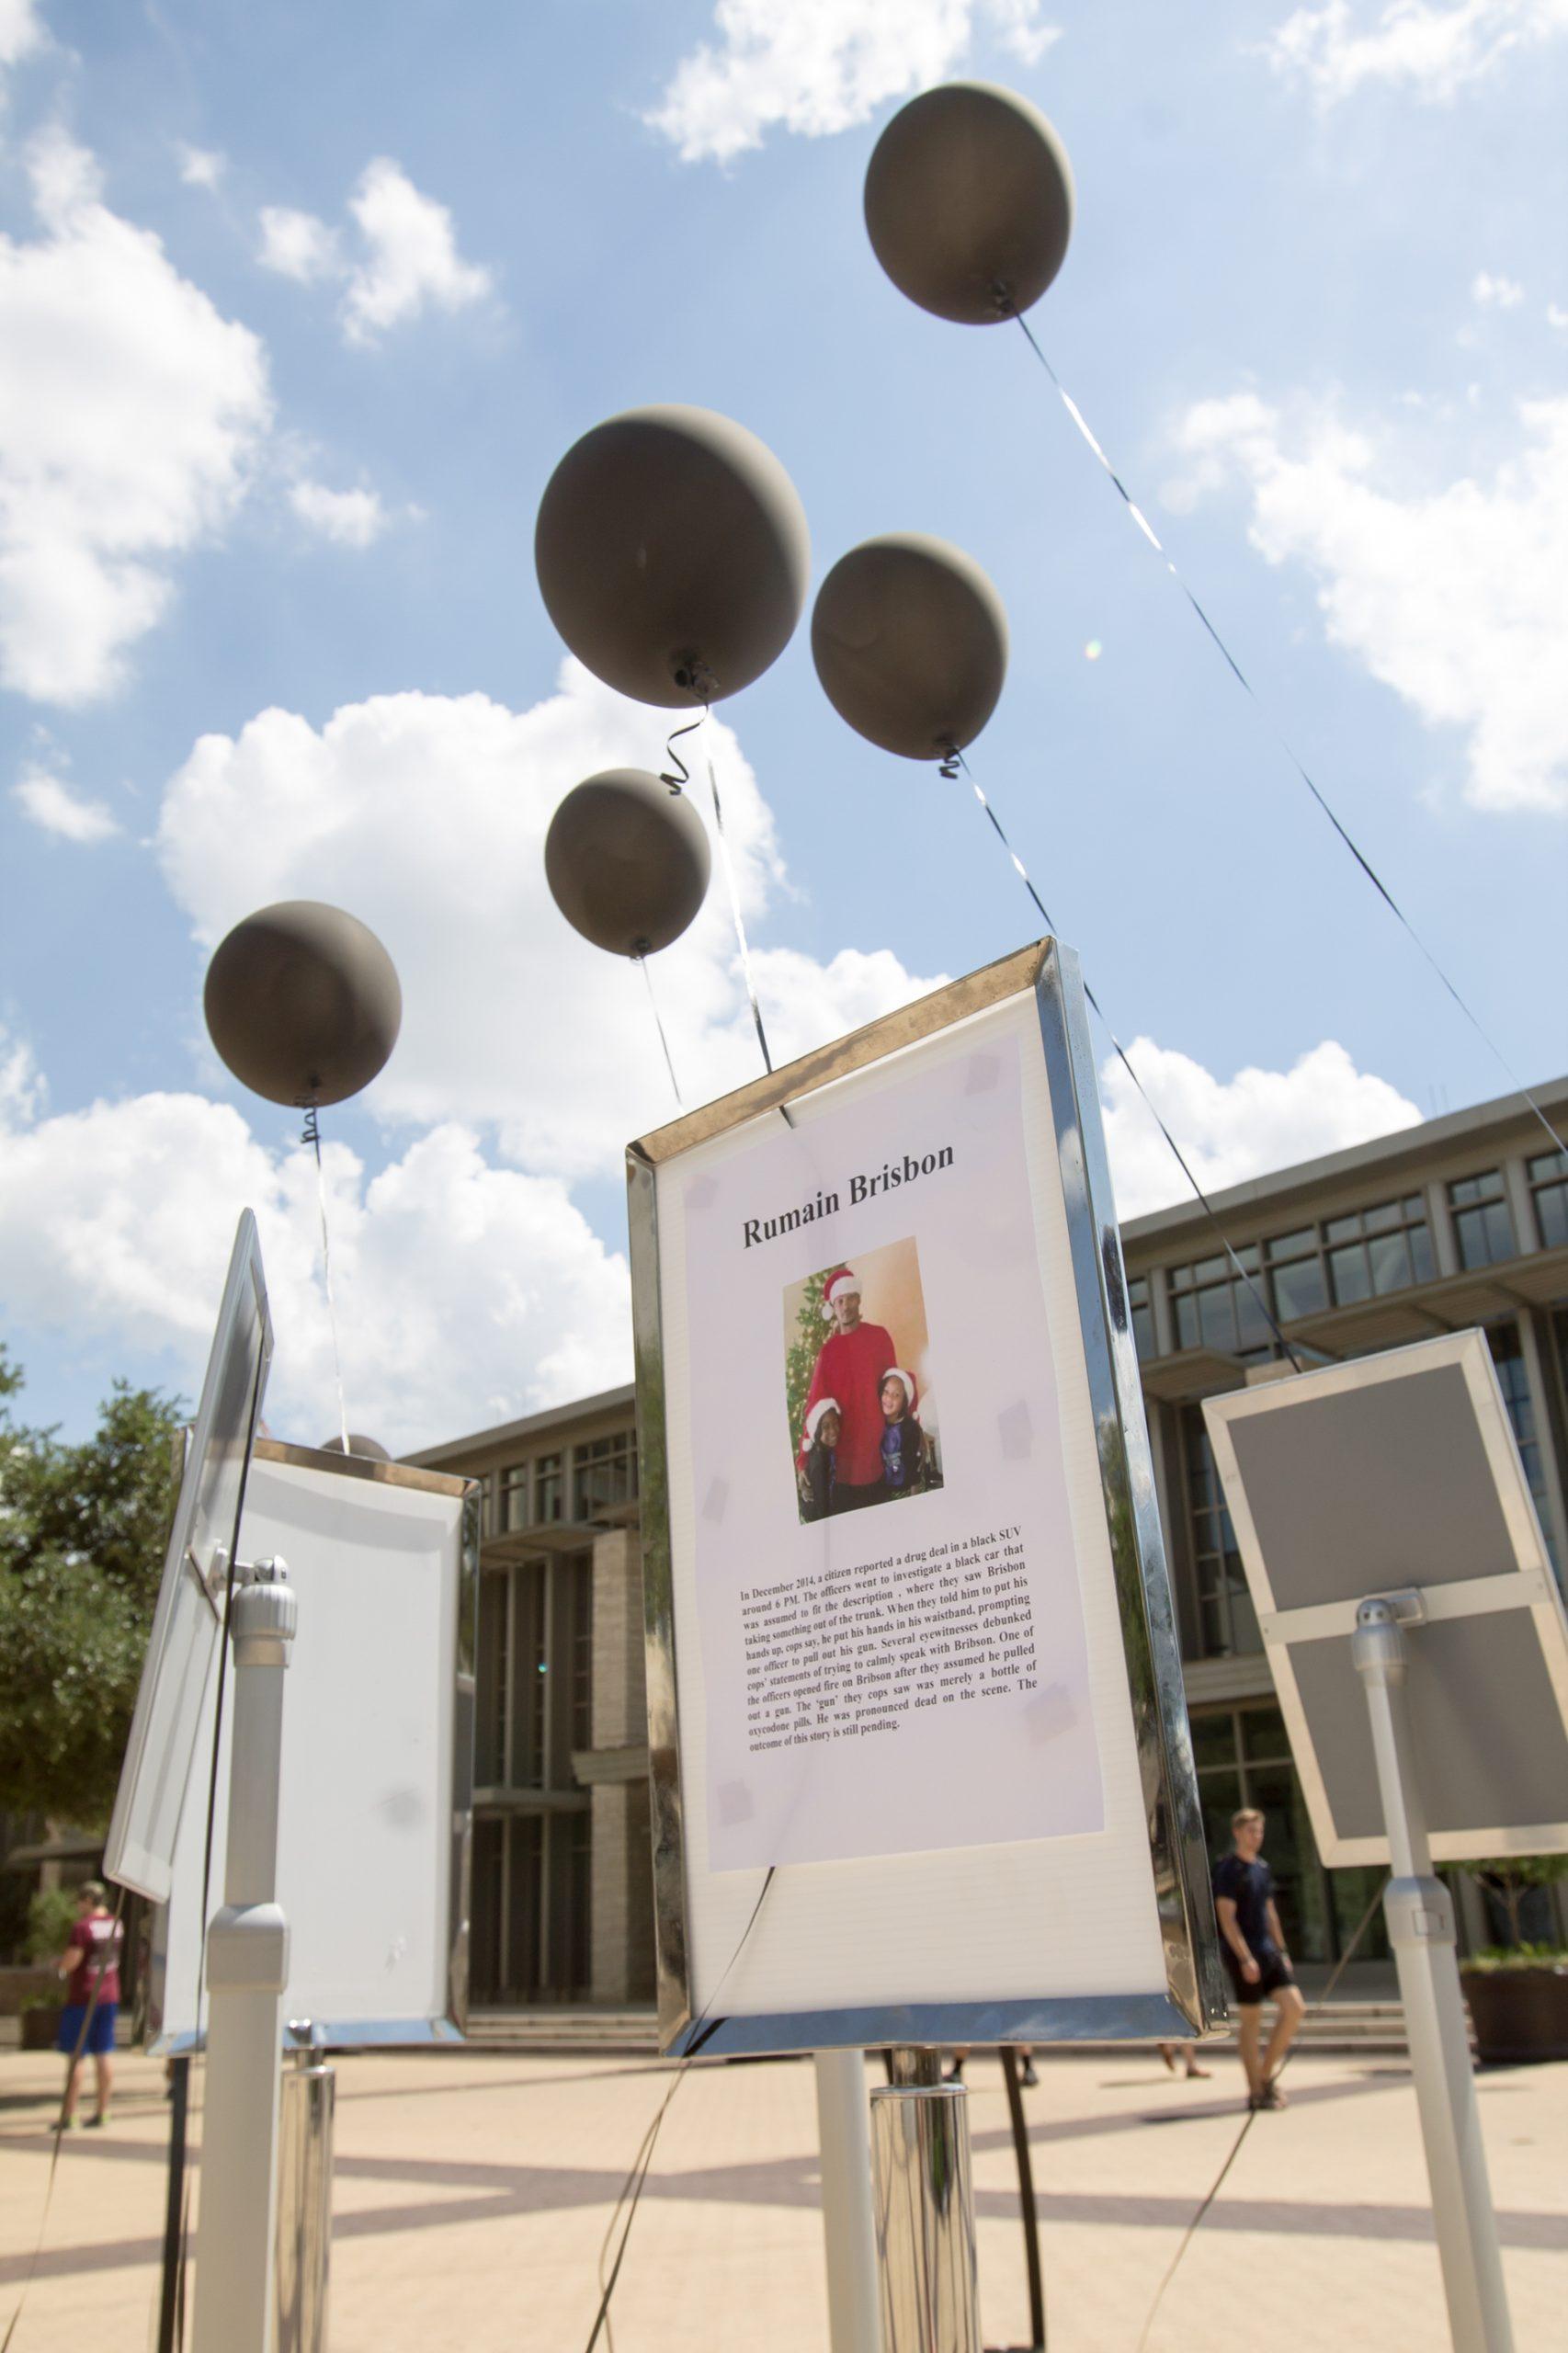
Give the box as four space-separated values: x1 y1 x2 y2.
412 1078 1568 2012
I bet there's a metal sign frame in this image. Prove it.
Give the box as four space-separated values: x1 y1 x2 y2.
107 1209 273 1904
1204 1329 1568 1867
627 937 1226 2057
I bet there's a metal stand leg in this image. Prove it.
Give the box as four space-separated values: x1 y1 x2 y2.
1000 2047 1045 2352
156 2053 190 2353
870 2052 981 2353
815 2049 881 2353
192 1568 296 2353
1353 1597 1514 2353
277 2040 335 2353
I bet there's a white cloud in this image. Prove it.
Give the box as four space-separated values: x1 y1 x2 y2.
1164 389 1568 812
0 128 272 703
0 1074 634 1452
155 662 946 1179
177 145 225 191
1547 301 1568 330
1471 269 1524 307
342 159 490 340
0 0 42 75
646 0 1062 165
256 162 491 343
13 761 119 841
1265 0 1568 102
288 479 388 548
0 1024 43 1124
257 204 341 282
1101 1039 1422 1222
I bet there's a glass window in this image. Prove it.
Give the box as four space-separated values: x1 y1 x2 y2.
1128 1274 1155 1359
1323 1193 1435 1305
572 1428 638 1519
535 1451 563 1523
1449 1170 1515 1269
1167 1246 1273 1362
1183 1410 1260 1656
497 1461 529 1531
1189 1709 1239 1769
1488 1323 1552 1563
1528 1149 1568 1251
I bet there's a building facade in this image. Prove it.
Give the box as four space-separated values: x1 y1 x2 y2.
413 1079 1568 2008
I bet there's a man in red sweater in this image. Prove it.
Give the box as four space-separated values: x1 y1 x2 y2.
798 1268 900 1512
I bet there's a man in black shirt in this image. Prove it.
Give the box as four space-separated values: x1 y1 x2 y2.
1212 1807 1305 2109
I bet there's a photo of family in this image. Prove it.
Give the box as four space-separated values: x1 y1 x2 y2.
783 1238 944 1524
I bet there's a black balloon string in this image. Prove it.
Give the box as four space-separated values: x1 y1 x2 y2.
658 710 703 796
949 746 1305 1371
300 1097 351 1451
1005 307 1567 1162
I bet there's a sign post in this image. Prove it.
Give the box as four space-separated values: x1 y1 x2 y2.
1205 1333 1568 2353
1352 1595 1513 2353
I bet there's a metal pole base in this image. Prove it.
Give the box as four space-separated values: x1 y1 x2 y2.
277 2052 335 2353
870 2080 981 2353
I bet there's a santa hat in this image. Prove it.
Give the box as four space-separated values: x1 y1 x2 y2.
804 1396 841 1443
821 1267 860 1320
881 1368 918 1414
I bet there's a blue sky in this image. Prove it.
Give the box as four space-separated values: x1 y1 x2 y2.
1 0 1563 1449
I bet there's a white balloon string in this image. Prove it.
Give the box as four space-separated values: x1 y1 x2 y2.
1009 309 1567 1162
302 1105 351 1452
952 748 1304 1372
635 952 683 1108
702 724 795 1129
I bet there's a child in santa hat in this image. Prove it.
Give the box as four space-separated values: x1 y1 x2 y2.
800 1397 842 1522
878 1369 924 1497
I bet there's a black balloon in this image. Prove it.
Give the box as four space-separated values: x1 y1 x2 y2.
204 901 402 1108
317 1433 392 1461
546 768 711 957
534 405 810 707
864 82 1074 325
812 534 1007 759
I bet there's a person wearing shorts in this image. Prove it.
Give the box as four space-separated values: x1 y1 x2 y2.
55 1881 122 2129
1212 1808 1304 2110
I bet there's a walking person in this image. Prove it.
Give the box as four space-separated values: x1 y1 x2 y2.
55 1881 123 2129
1212 1808 1304 2110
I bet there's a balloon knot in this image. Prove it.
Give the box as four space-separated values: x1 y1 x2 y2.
671 655 717 701
987 279 1016 319
300 1099 322 1150
937 742 962 780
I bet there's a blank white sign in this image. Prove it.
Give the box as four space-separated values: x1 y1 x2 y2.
150 1445 473 2049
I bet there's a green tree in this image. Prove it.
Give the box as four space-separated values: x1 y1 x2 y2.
1470 1854 1568 1951
0 1347 183 1826
785 1264 835 1450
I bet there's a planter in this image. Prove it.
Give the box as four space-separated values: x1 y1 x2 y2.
1461 1963 1568 2064
20 2004 62 2052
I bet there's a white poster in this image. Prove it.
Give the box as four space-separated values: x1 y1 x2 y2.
680 1027 1105 1870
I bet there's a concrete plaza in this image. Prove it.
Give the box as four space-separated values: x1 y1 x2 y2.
1 2042 1562 2350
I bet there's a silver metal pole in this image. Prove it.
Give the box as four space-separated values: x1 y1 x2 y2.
192 1564 296 2353
1352 1596 1515 2353
869 2072 980 2353
277 2035 335 2353
814 2049 881 2353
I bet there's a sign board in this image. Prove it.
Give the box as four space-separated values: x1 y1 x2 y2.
1204 1331 1568 1867
628 938 1225 2056
148 1440 478 2050
107 1211 273 1904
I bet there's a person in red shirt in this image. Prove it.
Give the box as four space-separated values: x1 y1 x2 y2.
798 1268 900 1512
55 1881 123 2129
